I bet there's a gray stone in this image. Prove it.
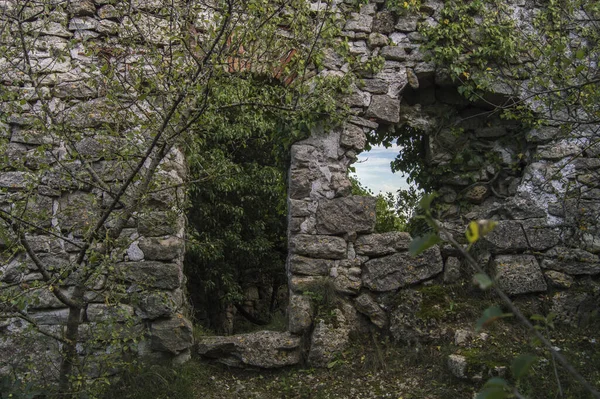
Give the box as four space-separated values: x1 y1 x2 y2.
116 261 182 289
372 11 395 34
492 255 547 295
389 289 434 344
355 293 387 328
289 275 327 293
406 68 419 89
316 196 376 234
0 171 29 190
137 211 179 236
98 4 119 19
358 79 388 94
308 309 350 367
526 126 560 143
550 290 599 326
289 234 347 259
28 308 71 325
67 0 96 16
365 95 400 124
395 18 418 32
57 192 100 234
340 123 366 151
541 247 600 275
138 236 183 261
332 259 362 294
448 354 468 379
355 231 411 256
380 46 408 61
198 331 301 368
74 137 103 159
137 291 181 320
150 316 193 354
344 13 373 32
288 293 313 334
127 241 144 261
537 140 582 160
68 17 98 31
362 247 443 291
481 221 529 252
444 256 462 283
86 304 135 322
521 220 560 251
544 270 573 289
368 32 388 47
289 254 332 276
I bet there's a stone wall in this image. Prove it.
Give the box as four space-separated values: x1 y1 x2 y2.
0 0 193 383
0 0 598 382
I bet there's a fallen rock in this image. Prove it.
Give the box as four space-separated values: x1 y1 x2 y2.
197 331 301 368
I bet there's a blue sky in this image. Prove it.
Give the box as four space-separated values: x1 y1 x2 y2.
350 143 411 195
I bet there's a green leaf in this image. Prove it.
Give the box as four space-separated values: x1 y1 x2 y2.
476 305 512 332
408 233 441 256
474 273 493 290
576 48 585 60
511 354 536 379
475 387 509 399
483 377 509 389
418 192 437 211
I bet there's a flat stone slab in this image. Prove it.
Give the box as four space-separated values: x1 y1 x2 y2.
362 247 443 291
197 331 301 368
316 195 376 234
493 255 547 295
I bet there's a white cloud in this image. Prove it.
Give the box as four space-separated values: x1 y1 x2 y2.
351 144 410 194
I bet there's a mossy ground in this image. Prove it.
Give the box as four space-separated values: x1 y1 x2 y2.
104 283 600 399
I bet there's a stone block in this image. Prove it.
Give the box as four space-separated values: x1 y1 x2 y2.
308 309 350 367
289 234 347 259
198 331 301 368
355 231 411 256
481 221 529 252
365 95 400 124
289 254 332 276
316 196 376 234
492 255 547 295
355 293 387 328
138 236 183 261
288 293 313 334
116 261 182 289
344 13 373 32
372 11 394 34
362 247 443 291
444 256 462 283
150 315 193 354
541 247 600 275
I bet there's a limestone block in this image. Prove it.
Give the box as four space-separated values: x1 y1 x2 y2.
340 123 366 151
354 293 387 328
150 315 193 354
24 21 72 38
289 254 332 276
362 247 443 291
136 290 180 319
332 259 363 294
68 17 98 31
365 95 400 124
492 255 547 295
448 354 468 379
395 18 418 32
368 32 388 47
443 256 462 283
0 171 29 190
541 247 600 275
344 13 373 33
197 331 301 368
289 199 317 217
316 196 376 234
116 261 182 289
358 78 388 94
481 221 529 252
380 46 408 61
308 309 350 367
355 231 411 256
137 211 179 236
288 293 313 334
544 270 573 289
29 308 71 325
372 11 394 34
86 304 135 322
289 276 327 293
98 4 119 19
289 234 347 259
138 236 183 261
67 0 96 17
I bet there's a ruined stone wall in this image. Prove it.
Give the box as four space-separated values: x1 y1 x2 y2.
0 0 193 383
284 0 600 367
0 0 598 381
